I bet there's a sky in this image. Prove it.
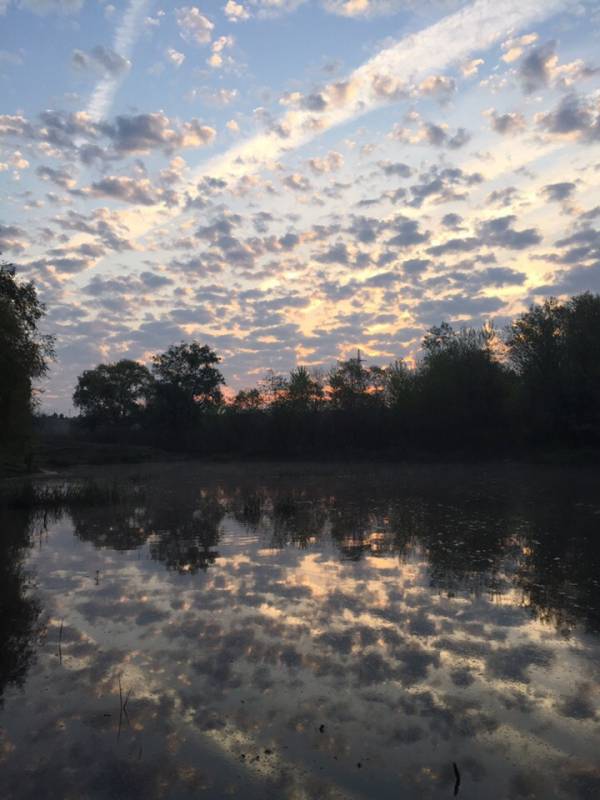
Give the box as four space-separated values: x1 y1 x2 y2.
1 0 599 412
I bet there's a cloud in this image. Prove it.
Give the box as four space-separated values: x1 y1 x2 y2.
307 151 344 174
195 0 567 185
36 164 76 188
539 263 600 296
425 122 470 149
166 48 185 67
314 242 350 265
517 39 599 95
176 6 214 45
441 213 463 229
518 40 556 94
207 35 234 69
90 176 165 205
0 109 215 163
386 215 430 248
0 149 29 172
224 0 250 21
427 236 480 257
554 227 600 260
5 0 592 411
104 113 216 154
407 165 483 208
18 0 82 13
542 181 576 202
487 186 519 207
486 109 526 135
321 0 443 18
555 684 598 720
72 45 131 77
379 161 413 178
87 0 151 121
486 643 553 683
283 173 311 192
415 294 505 323
536 93 600 142
391 118 471 149
478 215 542 249
53 207 133 251
418 74 456 101
460 57 484 77
0 223 27 252
347 215 385 244
500 32 538 63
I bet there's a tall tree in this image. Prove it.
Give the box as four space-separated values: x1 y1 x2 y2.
231 388 263 412
328 353 380 410
419 322 510 446
0 263 54 466
151 342 225 415
73 359 154 426
562 293 600 437
507 293 600 441
258 370 289 407
286 366 324 410
384 360 418 413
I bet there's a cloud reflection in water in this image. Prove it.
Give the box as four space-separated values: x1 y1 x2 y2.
1 463 600 799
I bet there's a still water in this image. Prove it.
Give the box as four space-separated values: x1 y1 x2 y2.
1 462 600 799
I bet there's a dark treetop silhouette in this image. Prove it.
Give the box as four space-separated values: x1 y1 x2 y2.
64 292 600 458
0 263 54 469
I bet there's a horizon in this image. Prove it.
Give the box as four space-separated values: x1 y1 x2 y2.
1 0 599 413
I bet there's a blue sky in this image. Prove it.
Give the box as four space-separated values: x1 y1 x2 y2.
1 0 599 410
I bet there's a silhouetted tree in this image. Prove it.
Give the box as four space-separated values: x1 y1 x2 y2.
61 292 600 457
232 388 263 411
507 293 600 442
152 342 224 406
418 322 511 447
286 366 324 410
562 293 600 439
0 263 54 467
150 342 225 438
383 360 419 444
258 370 289 407
384 360 417 409
73 359 154 427
328 353 381 409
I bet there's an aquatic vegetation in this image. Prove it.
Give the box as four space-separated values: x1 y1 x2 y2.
1 479 129 511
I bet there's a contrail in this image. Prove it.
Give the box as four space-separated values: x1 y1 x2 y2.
101 0 571 244
87 0 151 122
198 0 570 183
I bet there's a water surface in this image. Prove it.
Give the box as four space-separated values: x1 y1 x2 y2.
1 462 600 799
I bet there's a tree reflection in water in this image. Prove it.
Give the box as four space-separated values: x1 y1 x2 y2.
2 464 600 800
0 506 42 704
60 467 600 634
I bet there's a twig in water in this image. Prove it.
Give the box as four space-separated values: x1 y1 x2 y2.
117 676 132 741
118 676 123 741
453 762 461 796
58 620 64 665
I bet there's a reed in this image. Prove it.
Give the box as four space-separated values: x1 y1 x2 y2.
2 479 126 510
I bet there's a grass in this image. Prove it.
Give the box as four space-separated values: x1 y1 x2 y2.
273 494 298 517
1 479 127 510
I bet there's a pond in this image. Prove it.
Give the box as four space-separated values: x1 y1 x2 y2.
1 462 600 799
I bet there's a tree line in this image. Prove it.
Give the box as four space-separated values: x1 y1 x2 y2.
71 293 600 457
3 259 600 463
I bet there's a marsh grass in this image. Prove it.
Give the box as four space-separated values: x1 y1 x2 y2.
2 479 128 510
273 494 298 517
